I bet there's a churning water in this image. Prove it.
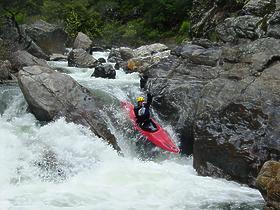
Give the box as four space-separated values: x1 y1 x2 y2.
0 52 264 210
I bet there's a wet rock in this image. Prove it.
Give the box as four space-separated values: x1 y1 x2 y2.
133 43 168 57
98 57 106 64
144 37 280 179
92 64 116 79
194 103 279 186
68 49 98 68
18 65 120 151
242 0 276 17
268 11 280 39
73 32 92 51
23 20 68 55
216 16 263 43
11 50 48 72
256 161 280 210
0 60 11 80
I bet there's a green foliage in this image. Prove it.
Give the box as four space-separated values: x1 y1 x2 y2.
0 0 194 46
176 20 191 43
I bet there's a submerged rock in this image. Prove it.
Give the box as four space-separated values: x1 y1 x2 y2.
256 161 280 210
18 65 120 151
68 49 98 68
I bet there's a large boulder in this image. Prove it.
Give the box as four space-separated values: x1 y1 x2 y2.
0 60 11 80
216 15 263 43
242 0 276 17
73 32 92 51
11 50 48 72
18 65 120 151
92 64 116 79
23 20 68 55
143 38 280 184
68 49 99 68
256 161 280 210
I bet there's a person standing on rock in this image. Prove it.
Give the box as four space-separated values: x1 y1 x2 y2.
134 93 156 131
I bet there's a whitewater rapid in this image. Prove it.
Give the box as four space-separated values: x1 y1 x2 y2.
0 52 264 210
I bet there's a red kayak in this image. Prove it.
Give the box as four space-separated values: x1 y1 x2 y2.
121 101 180 154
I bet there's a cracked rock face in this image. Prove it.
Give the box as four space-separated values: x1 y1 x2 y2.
18 65 120 151
143 38 280 185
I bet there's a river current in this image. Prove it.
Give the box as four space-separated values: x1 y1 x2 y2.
0 51 264 210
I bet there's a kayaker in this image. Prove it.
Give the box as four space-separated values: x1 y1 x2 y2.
134 93 155 131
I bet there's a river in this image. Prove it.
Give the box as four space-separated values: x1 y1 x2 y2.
0 51 264 210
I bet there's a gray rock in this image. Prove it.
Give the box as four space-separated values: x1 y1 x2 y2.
68 49 98 68
172 44 221 66
18 65 120 151
108 49 122 63
134 43 168 57
73 32 92 51
268 11 280 39
11 50 48 72
0 60 11 80
119 47 134 61
23 20 68 55
243 0 276 17
92 64 116 79
216 15 263 43
50 53 67 61
143 37 280 185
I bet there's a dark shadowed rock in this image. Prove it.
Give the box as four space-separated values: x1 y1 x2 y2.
92 64 116 79
0 60 12 80
18 65 120 151
256 161 280 210
23 20 68 55
98 58 106 64
143 38 280 184
11 50 48 72
216 15 263 43
242 0 276 17
268 11 280 39
68 49 98 68
73 32 92 51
